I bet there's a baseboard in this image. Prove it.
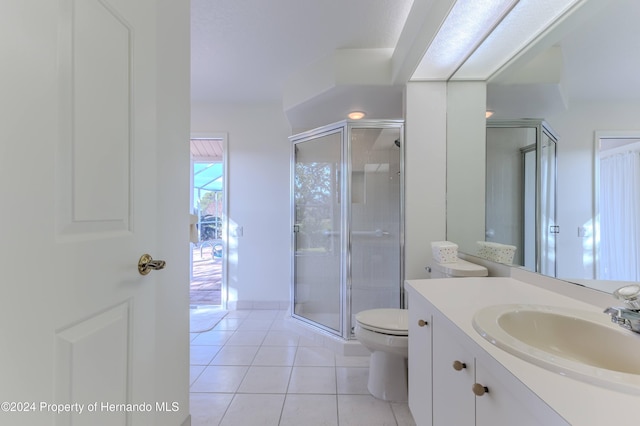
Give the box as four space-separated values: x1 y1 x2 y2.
228 300 290 310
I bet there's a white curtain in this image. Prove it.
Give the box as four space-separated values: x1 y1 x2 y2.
599 150 640 280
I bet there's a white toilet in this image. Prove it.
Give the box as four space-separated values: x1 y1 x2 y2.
354 308 409 402
354 257 488 402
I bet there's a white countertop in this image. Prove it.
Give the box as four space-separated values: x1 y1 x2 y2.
405 277 640 426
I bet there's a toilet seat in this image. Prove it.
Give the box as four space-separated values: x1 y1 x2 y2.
355 309 408 336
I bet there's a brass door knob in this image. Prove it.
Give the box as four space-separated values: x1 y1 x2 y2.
472 383 489 396
418 319 428 327
138 254 166 275
452 360 467 371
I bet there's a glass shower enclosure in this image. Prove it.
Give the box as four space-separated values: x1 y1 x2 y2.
290 120 404 339
485 119 558 277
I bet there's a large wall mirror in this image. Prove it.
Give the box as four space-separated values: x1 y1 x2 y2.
447 0 640 294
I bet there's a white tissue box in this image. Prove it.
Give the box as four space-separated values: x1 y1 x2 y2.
431 241 458 263
477 241 516 264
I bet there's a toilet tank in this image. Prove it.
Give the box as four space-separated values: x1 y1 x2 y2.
430 258 488 278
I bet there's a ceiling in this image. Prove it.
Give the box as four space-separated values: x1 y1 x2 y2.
190 0 639 126
486 0 640 118
191 0 414 107
560 0 640 102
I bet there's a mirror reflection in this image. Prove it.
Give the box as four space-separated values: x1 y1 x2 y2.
485 120 558 277
449 0 640 293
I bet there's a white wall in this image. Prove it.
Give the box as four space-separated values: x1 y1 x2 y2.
190 83 452 307
485 127 536 266
446 82 487 252
404 82 447 280
191 103 292 308
547 99 640 280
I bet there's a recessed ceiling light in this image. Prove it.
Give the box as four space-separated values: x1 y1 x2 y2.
348 111 366 120
486 111 494 118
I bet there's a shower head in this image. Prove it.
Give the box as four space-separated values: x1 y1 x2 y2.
394 139 400 147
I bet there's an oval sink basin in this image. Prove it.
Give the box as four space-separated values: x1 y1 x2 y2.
472 304 640 393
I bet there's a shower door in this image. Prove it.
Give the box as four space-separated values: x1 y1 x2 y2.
348 126 402 335
291 120 404 339
292 128 343 334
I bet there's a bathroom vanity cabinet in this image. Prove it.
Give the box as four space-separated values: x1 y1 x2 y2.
407 294 432 426
406 280 568 426
431 315 566 426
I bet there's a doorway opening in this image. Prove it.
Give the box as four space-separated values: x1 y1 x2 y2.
190 136 227 308
595 132 640 281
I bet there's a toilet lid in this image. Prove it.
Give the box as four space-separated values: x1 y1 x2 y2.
356 309 408 335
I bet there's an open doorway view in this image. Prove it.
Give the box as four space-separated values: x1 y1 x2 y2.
190 138 225 307
597 135 640 281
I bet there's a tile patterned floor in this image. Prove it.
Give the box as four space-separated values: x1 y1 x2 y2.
190 309 416 426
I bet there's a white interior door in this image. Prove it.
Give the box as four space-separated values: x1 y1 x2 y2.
0 1 187 425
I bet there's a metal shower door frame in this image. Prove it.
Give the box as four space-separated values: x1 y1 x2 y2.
290 119 405 340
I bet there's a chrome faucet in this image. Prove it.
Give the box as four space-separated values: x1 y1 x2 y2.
604 285 640 333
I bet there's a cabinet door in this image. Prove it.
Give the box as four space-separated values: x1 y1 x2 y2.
475 361 569 426
408 295 433 426
432 317 475 426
